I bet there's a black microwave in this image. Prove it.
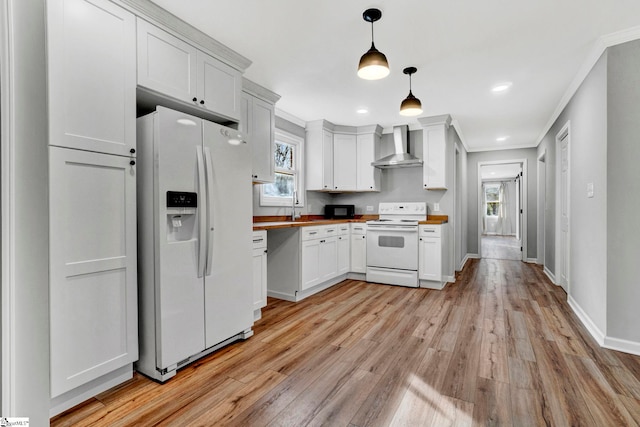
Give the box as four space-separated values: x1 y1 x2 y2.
324 204 355 219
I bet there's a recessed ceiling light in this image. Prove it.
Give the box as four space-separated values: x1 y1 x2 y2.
496 136 509 142
357 108 369 114
492 82 512 93
491 172 496 175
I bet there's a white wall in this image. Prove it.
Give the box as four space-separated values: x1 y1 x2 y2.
606 39 640 345
537 52 608 338
1 0 50 423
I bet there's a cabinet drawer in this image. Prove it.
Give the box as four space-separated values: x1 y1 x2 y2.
419 224 441 238
351 223 367 235
322 225 338 238
338 224 350 236
252 230 267 249
301 226 322 241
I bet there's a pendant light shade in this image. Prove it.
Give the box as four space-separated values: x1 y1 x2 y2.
357 9 390 80
399 67 423 116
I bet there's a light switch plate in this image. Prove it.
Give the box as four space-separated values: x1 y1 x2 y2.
366 205 374 212
587 183 594 198
433 203 440 212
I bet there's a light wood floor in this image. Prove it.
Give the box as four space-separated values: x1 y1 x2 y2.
52 259 640 426
481 235 522 261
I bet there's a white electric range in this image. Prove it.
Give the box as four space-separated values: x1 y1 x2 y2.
366 202 426 287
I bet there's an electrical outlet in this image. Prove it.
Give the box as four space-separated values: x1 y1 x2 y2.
366 205 374 212
587 183 594 198
433 203 440 212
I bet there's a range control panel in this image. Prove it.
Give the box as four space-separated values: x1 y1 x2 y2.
166 191 197 208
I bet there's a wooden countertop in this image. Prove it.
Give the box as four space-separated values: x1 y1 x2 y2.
253 214 448 230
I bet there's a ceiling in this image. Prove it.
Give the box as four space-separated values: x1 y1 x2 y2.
148 0 640 152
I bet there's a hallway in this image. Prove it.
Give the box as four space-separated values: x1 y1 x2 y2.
482 235 521 261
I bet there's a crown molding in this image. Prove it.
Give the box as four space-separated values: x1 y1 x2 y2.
242 78 280 104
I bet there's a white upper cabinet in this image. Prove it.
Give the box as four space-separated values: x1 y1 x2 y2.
307 121 381 192
196 50 241 120
136 19 197 103
333 133 357 191
306 121 334 191
242 80 280 183
419 114 452 190
356 126 382 191
47 0 136 156
137 19 241 121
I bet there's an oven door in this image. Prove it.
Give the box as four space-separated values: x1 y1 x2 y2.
366 225 418 270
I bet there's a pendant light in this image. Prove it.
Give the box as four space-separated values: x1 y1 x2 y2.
357 8 390 80
399 67 423 116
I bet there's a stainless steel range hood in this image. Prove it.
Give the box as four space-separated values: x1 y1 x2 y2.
371 125 423 169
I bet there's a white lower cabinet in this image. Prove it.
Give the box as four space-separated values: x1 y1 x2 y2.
252 231 267 318
301 238 321 290
301 226 338 290
337 224 350 275
418 224 447 289
49 147 138 399
350 223 367 273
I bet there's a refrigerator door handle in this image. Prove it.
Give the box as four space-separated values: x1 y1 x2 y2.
196 146 207 278
204 146 215 276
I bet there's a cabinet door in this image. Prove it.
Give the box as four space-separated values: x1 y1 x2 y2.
357 133 380 191
197 50 241 121
319 237 338 281
419 237 442 281
423 125 447 190
350 234 367 273
337 235 350 274
48 0 136 156
49 147 137 397
301 239 321 290
333 133 357 191
250 97 275 183
137 19 197 104
322 130 334 190
252 248 267 310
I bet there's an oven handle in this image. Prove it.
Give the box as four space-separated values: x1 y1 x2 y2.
366 226 418 232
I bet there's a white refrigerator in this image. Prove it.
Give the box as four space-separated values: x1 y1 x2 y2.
136 106 253 382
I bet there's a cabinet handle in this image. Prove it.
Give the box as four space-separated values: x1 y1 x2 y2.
192 97 197 102
423 229 435 233
200 100 205 105
362 235 366 239
327 229 334 233
253 238 264 243
130 160 135 166
264 249 268 254
130 148 136 154
335 186 338 189
420 238 423 241
320 239 326 243
309 231 317 235
370 186 373 189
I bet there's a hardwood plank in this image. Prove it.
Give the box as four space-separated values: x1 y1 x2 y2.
478 319 509 383
388 348 454 426
440 316 483 403
429 395 474 427
564 354 636 426
509 387 552 427
472 377 512 426
618 394 640 424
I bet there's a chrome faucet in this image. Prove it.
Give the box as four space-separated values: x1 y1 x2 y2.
291 190 301 221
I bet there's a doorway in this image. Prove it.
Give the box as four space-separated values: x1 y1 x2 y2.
556 123 570 292
477 160 527 261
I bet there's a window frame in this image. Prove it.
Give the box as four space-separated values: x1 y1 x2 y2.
260 129 305 207
484 183 500 217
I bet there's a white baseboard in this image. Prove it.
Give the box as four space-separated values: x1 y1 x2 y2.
604 336 640 356
543 266 556 284
567 295 605 345
50 364 133 417
460 253 480 270
525 258 538 263
266 289 296 302
444 275 455 283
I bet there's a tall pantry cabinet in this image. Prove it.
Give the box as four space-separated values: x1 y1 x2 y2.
47 0 138 415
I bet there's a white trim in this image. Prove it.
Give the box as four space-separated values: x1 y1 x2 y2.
536 25 640 147
459 253 480 271
568 295 605 345
537 149 546 265
477 159 527 261
275 108 306 128
543 266 556 284
450 119 470 153
1 0 16 413
555 122 571 294
466 142 540 153
604 336 640 357
524 258 538 264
